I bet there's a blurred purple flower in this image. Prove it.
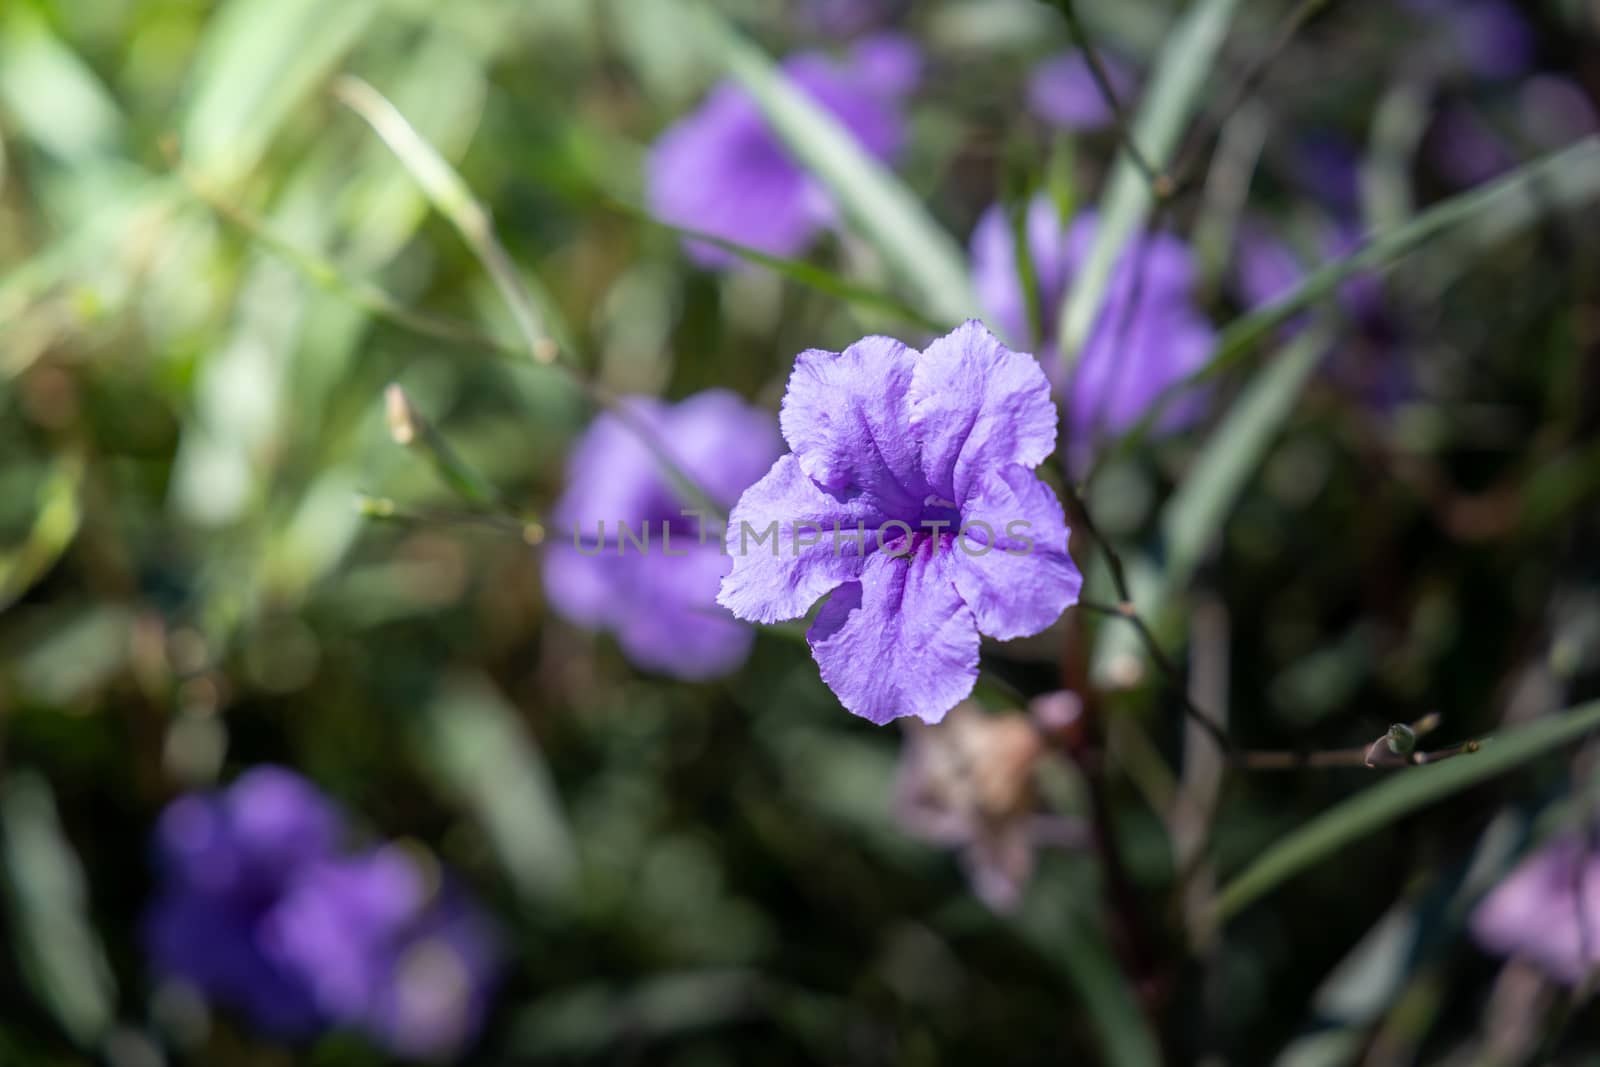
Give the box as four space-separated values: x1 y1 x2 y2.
893 698 1087 911
1232 219 1411 408
849 32 923 98
1520 76 1600 153
543 390 783 680
647 43 916 268
145 767 342 1038
146 768 499 1059
1429 103 1515 187
1405 0 1535 81
797 0 904 38
1429 80 1597 189
1233 218 1384 322
1027 51 1137 132
1472 834 1600 985
969 197 1215 469
718 321 1082 725
1286 135 1363 220
267 847 501 1061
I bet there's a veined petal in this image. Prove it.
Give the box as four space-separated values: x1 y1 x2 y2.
806 545 980 725
779 335 930 512
910 320 1058 503
952 465 1081 640
718 454 886 624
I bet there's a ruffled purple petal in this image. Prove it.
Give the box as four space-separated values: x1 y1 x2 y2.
718 454 886 624
780 335 931 512
806 545 980 725
909 320 1058 503
951 465 1081 640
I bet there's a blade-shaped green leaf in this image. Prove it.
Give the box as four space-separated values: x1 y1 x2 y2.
1057 0 1238 367
0 454 84 612
0 772 117 1047
690 3 980 327
419 674 579 906
181 0 380 180
1213 699 1600 924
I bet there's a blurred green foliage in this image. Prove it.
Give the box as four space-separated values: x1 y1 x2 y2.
2 0 1600 1064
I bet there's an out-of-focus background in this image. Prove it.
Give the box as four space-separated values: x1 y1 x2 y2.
3 0 1600 1063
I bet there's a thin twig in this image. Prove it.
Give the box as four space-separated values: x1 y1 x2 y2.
1042 0 1168 195
355 494 546 545
1079 598 1233 752
1166 0 1341 198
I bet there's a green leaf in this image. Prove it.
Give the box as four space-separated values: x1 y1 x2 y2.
1057 0 1239 367
180 0 381 181
419 674 579 906
0 6 123 163
0 772 117 1047
690 3 980 327
1213 699 1600 924
0 454 84 612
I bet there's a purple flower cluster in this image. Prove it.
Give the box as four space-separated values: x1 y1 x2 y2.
543 390 782 681
1472 833 1600 985
719 321 1082 726
970 197 1215 468
145 767 499 1060
647 36 919 268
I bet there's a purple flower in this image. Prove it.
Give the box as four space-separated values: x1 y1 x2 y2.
145 768 500 1058
145 767 342 1037
266 847 501 1061
1027 51 1137 132
717 321 1082 726
543 390 783 680
647 44 915 268
969 197 1215 468
1472 834 1600 985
